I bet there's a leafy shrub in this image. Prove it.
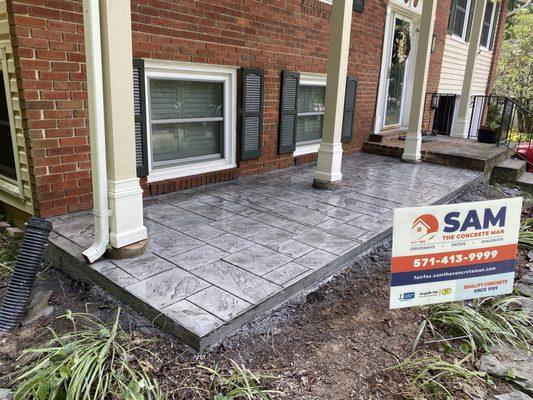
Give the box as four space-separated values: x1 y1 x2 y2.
11 308 164 400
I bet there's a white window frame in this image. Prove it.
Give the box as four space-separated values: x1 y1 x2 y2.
0 47 23 199
479 0 497 50
144 60 237 183
294 73 327 157
451 0 472 41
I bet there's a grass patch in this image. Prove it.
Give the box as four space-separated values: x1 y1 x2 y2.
422 296 533 354
10 308 164 400
393 354 487 399
0 234 18 281
519 217 533 250
188 359 282 400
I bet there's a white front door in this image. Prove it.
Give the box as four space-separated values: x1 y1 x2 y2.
383 13 414 129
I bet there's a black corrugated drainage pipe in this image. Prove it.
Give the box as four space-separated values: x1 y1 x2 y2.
0 217 52 332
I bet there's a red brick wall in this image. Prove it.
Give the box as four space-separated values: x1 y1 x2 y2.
9 0 90 218
486 0 507 95
130 0 387 182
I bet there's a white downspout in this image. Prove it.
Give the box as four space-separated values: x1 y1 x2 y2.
82 0 110 263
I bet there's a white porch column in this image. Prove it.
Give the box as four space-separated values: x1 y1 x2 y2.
313 0 353 190
402 0 438 162
451 0 487 138
99 0 147 250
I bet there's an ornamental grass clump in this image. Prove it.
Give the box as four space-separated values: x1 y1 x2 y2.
394 354 487 399
11 308 164 400
193 359 281 400
519 217 533 250
424 296 533 354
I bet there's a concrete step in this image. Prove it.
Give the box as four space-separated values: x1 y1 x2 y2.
492 158 527 183
367 128 406 143
516 171 533 194
362 141 404 157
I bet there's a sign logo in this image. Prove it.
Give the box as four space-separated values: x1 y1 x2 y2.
441 288 452 295
412 214 439 242
399 292 415 301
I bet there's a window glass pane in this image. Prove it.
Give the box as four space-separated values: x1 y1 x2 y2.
298 85 325 113
296 115 323 143
151 121 222 164
0 73 16 180
480 22 490 47
453 8 466 36
480 1 494 47
457 0 468 9
484 1 494 23
150 80 223 120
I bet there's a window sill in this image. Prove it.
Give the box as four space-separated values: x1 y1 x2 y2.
0 177 23 199
294 143 320 156
449 34 468 45
479 46 493 54
147 159 237 183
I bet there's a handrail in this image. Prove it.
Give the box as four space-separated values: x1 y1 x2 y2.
469 95 533 169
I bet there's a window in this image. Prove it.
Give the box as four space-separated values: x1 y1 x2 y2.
0 71 16 181
0 47 21 198
480 0 497 49
150 80 223 165
145 62 237 182
450 0 471 39
295 74 326 155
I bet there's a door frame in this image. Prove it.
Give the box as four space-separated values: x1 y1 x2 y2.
374 5 420 133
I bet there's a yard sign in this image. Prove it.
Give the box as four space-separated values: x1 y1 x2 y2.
390 198 522 309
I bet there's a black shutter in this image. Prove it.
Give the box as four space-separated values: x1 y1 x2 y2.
465 0 476 42
489 2 500 50
341 76 358 144
133 59 148 178
353 0 365 13
241 68 264 161
448 0 458 34
278 71 299 154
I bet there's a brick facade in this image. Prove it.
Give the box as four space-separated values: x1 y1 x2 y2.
485 0 507 96
5 0 503 218
9 0 89 217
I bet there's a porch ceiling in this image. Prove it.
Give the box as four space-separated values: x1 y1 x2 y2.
47 153 483 350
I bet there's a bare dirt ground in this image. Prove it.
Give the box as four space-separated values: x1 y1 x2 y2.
0 182 530 399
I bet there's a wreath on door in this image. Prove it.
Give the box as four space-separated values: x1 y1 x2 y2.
392 25 411 65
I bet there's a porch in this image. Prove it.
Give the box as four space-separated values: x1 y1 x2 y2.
46 153 482 350
363 135 515 178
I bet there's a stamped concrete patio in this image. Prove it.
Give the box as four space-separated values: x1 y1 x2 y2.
46 153 482 350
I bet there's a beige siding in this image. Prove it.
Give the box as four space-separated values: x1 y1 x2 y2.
438 36 492 95
0 0 33 214
472 50 492 94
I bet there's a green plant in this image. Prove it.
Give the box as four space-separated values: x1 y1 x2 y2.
0 235 18 280
393 354 486 399
519 217 533 250
423 296 533 354
11 308 164 400
482 101 502 132
195 359 281 400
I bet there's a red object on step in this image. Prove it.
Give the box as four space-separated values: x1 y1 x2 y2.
516 142 533 172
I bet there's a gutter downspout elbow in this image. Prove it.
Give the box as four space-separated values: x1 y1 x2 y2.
82 0 110 264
